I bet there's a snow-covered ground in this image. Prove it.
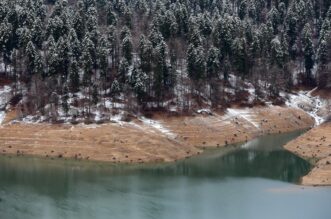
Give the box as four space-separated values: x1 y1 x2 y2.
0 85 12 124
139 117 176 138
0 111 5 125
281 88 330 126
226 108 260 129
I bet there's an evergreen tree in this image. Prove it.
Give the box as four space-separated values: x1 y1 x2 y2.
139 35 153 74
47 35 58 76
26 41 36 75
187 44 206 82
111 78 121 97
69 60 80 92
92 85 99 105
130 66 148 104
62 86 70 116
56 36 70 77
118 57 129 83
106 3 117 26
206 47 220 79
68 28 81 61
302 23 315 84
121 32 133 64
32 17 44 49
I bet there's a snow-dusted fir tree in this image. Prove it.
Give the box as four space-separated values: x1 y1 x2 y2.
139 35 153 74
26 41 37 75
111 78 121 98
68 28 81 61
302 23 315 84
69 59 80 92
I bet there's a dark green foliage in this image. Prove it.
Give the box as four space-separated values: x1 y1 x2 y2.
0 0 330 114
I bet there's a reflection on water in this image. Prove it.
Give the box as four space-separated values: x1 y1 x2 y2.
0 131 331 219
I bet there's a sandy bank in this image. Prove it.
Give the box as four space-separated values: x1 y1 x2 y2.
0 106 314 163
284 122 331 186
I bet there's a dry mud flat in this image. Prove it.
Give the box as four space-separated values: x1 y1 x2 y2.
285 122 331 186
0 106 314 164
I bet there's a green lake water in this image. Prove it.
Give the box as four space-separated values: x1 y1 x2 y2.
1 131 331 219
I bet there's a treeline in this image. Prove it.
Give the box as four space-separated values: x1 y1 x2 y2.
0 0 331 116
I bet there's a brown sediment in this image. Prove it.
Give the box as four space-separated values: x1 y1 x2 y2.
284 122 331 186
0 106 314 164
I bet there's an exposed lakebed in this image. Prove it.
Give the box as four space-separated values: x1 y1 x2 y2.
0 131 331 219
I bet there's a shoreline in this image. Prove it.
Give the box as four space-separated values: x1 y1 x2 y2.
284 122 331 186
0 106 314 164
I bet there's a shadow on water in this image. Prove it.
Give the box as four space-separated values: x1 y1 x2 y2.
132 130 312 182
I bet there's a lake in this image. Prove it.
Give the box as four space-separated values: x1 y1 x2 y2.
0 131 331 219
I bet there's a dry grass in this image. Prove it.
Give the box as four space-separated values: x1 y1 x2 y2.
284 122 331 186
0 106 314 164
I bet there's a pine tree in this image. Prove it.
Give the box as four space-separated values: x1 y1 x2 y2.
187 43 206 82
238 0 247 20
17 27 32 49
107 25 117 68
268 6 280 33
286 8 298 59
68 28 81 60
118 57 129 83
318 39 328 66
34 52 44 77
153 40 168 103
86 7 98 33
32 17 44 49
121 33 133 64
72 6 86 41
0 19 13 74
56 36 70 77
92 85 99 105
62 86 70 116
302 23 315 84
47 35 58 76
106 3 117 26
232 37 249 77
130 66 148 104
207 46 220 78
270 37 284 68
111 79 121 98
69 60 80 92
139 35 153 74
26 41 36 75
47 16 64 41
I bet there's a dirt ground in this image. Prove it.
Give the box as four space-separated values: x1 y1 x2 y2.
0 106 314 164
284 122 331 186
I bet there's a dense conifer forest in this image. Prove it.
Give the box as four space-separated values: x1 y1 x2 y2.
0 0 330 122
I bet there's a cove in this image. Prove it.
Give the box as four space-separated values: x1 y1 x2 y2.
0 131 331 219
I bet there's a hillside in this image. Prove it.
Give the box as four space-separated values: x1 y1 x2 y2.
0 106 314 163
0 0 331 123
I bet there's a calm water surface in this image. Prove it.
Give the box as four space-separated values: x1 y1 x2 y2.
0 131 331 219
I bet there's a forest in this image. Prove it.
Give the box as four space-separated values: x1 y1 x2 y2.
0 0 331 122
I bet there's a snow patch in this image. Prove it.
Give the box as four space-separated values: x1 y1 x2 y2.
0 111 5 125
140 117 176 138
226 108 260 129
196 108 212 115
110 113 124 125
282 88 329 125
